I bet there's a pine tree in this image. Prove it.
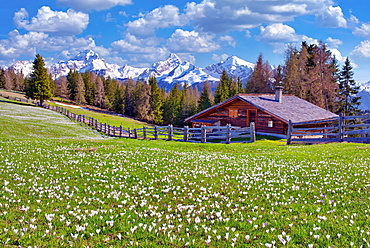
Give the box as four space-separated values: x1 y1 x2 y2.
198 81 213 111
113 83 125 114
337 58 361 116
149 76 164 124
214 70 230 104
163 82 183 125
82 72 95 105
25 54 53 106
133 81 151 121
67 70 79 101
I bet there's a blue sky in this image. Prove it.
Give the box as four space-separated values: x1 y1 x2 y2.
0 0 369 83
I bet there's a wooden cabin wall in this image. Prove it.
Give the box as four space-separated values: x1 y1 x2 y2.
191 100 288 134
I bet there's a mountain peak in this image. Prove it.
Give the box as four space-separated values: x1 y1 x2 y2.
74 49 100 62
166 53 182 63
224 55 254 68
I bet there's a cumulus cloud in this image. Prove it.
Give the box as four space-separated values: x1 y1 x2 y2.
353 23 370 38
219 35 236 47
57 0 132 11
315 6 347 28
166 29 220 53
126 5 187 37
351 40 370 58
326 37 343 48
183 0 340 33
111 33 163 54
212 53 229 62
0 29 99 61
258 23 300 42
13 6 89 36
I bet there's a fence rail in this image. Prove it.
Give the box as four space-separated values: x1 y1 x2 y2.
41 103 256 143
287 114 370 144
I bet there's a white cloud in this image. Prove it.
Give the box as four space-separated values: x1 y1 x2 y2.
219 35 236 47
126 5 187 37
166 29 220 53
13 6 89 36
111 33 162 54
57 0 132 11
0 29 100 61
351 40 370 58
353 23 370 38
326 37 342 48
183 0 341 33
212 53 229 62
329 48 346 63
315 6 347 28
258 23 300 42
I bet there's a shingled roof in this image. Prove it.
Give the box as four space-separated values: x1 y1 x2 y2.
185 93 338 124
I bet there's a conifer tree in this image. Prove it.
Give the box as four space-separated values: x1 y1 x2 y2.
149 76 164 124
214 70 230 104
94 76 105 108
246 53 272 93
25 54 53 106
198 81 213 111
0 68 5 89
133 81 151 121
74 73 86 104
54 76 70 99
124 79 135 116
67 70 79 101
337 58 361 116
82 71 95 105
163 82 183 125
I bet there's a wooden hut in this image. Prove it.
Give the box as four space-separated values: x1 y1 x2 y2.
185 87 338 136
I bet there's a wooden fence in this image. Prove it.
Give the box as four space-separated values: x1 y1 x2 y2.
287 114 370 144
43 103 256 143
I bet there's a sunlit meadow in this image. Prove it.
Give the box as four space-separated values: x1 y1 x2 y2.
1 101 370 247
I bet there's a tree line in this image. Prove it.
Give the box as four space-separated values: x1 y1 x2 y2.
0 42 361 127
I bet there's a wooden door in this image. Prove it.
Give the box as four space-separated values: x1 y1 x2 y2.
247 109 257 126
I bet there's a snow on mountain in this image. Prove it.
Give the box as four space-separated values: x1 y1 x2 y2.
358 81 370 110
9 61 33 76
204 55 255 82
5 50 256 91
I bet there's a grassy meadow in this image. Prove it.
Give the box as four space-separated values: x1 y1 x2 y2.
0 100 370 247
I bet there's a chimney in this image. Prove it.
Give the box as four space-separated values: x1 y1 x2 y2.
275 86 283 103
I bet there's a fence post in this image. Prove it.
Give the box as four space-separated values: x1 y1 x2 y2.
250 122 256 143
143 126 147 139
287 120 293 145
154 126 158 140
134 129 138 139
184 126 189 142
226 124 231 144
168 124 173 141
128 128 131 138
338 113 344 142
119 125 122 137
108 124 111 136
201 126 206 143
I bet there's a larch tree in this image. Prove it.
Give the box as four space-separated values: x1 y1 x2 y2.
246 53 272 94
94 76 105 108
74 73 86 104
25 54 53 106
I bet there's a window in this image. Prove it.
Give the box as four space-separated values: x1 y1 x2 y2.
268 119 273 128
229 109 238 118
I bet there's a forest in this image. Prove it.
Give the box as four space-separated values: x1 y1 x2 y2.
0 42 361 126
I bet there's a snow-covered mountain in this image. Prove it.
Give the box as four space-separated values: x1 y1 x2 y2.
204 55 255 82
9 50 254 90
358 81 370 110
8 50 255 91
9 61 34 76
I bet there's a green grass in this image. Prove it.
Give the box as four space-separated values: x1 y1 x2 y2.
0 101 370 247
47 101 152 130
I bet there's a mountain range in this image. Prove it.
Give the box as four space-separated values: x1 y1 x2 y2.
8 50 255 91
5 49 370 110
